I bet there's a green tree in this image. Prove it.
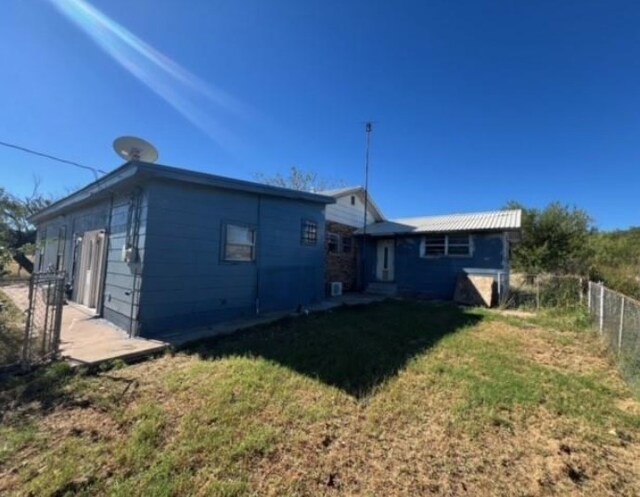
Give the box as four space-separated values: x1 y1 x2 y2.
506 201 594 275
0 183 52 274
589 228 640 298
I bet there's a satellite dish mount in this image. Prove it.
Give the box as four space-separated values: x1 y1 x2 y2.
113 136 159 163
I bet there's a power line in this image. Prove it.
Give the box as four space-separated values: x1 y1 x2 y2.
0 140 107 179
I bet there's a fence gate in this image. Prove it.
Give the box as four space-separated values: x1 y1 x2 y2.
22 271 66 367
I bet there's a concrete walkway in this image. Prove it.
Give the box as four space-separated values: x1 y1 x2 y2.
158 293 387 346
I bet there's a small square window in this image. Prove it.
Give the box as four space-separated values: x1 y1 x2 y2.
224 224 256 261
327 232 340 253
301 220 318 245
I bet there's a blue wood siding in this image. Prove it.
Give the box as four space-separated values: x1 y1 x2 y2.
102 191 148 333
364 232 506 299
138 181 326 335
35 200 110 274
34 189 150 334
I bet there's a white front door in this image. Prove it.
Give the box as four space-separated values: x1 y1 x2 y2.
76 229 107 309
376 239 395 281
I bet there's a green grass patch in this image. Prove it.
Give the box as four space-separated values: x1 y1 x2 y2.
182 301 482 398
1 300 640 496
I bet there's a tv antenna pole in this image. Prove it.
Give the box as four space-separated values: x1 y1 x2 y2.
363 122 373 232
361 122 373 290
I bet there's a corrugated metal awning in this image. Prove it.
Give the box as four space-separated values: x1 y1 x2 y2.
357 209 522 236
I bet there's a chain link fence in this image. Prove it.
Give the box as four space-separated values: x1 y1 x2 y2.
502 273 585 311
1 271 66 373
588 281 640 391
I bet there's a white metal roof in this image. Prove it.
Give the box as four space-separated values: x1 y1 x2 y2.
357 209 522 236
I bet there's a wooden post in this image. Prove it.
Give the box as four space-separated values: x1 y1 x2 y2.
618 297 625 353
536 276 540 311
599 284 605 334
587 280 592 311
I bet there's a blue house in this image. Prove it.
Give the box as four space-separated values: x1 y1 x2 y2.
29 161 333 338
357 210 522 302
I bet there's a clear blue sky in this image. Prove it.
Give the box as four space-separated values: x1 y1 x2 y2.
1 1 639 230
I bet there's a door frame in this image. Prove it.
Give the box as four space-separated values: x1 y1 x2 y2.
75 229 108 310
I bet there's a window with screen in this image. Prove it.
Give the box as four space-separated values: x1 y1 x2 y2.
224 224 256 261
423 234 446 256
447 234 471 256
301 220 318 245
422 234 471 257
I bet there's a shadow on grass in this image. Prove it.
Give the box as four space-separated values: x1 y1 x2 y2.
0 324 23 366
0 362 76 421
180 300 483 398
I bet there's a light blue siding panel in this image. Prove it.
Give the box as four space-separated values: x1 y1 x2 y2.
102 307 133 332
138 181 326 336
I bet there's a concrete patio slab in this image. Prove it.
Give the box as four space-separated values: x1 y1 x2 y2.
60 304 167 366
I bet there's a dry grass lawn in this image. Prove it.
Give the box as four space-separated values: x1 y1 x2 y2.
0 289 25 367
1 301 639 496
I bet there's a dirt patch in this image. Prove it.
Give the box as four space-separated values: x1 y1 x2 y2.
517 328 617 377
475 320 617 378
493 308 537 318
39 405 124 443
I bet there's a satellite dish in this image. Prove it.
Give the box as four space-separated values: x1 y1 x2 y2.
113 136 159 163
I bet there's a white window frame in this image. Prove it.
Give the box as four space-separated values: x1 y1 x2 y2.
421 234 473 258
301 219 319 246
223 223 256 262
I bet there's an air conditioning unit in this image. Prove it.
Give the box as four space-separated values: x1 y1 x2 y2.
330 281 343 297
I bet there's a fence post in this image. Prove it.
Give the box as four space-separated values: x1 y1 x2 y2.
21 273 36 369
536 276 540 311
599 283 605 334
618 297 625 353
579 277 583 307
587 280 592 311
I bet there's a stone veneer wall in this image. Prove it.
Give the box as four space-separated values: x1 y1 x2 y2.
325 221 359 292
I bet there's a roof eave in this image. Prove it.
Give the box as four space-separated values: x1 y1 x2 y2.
29 161 336 224
138 162 335 205
29 161 138 223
